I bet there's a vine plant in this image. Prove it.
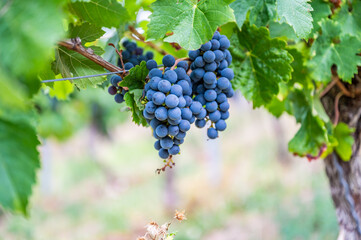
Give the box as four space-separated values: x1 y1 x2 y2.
1 0 361 237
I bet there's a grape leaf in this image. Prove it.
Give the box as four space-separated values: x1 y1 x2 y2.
230 23 293 107
276 0 313 39
124 90 147 126
0 0 64 81
310 0 331 34
333 123 354 161
0 117 40 215
268 22 298 39
119 61 149 90
287 90 328 156
52 46 106 89
49 81 74 100
68 22 105 43
309 19 361 83
230 0 276 28
147 0 234 50
334 1 361 40
68 0 130 28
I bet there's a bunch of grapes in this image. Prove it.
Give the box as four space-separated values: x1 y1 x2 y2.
188 31 234 139
143 55 196 159
119 40 154 70
108 75 128 104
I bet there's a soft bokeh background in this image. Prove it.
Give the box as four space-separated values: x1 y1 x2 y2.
0 90 338 240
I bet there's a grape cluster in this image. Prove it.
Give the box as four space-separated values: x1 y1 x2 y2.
108 75 128 104
119 40 154 70
143 55 195 159
188 31 234 139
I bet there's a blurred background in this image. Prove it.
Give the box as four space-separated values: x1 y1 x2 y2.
0 89 338 240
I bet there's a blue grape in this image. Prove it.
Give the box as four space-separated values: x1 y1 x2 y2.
143 109 155 120
217 77 230 90
108 86 117 95
209 110 221 122
114 93 124 103
194 56 205 68
168 118 182 125
145 101 157 114
122 50 131 60
175 131 186 140
124 62 134 70
219 101 230 112
219 37 230 50
168 107 182 120
215 120 227 131
153 130 161 139
188 50 200 60
214 50 224 62
165 94 179 108
179 120 191 132
177 80 190 95
190 101 203 114
146 89 156 100
204 62 217 72
221 111 229 120
135 47 143 55
145 51 154 60
150 77 162 90
158 80 172 93
177 61 189 70
206 101 218 112
207 128 218 139
218 60 228 70
195 108 207 119
224 50 232 65
181 108 193 121
160 136 173 149
168 125 179 136
213 31 221 40
174 68 188 80
155 107 168 121
146 60 158 70
154 140 161 150
195 119 206 128
178 96 186 108
174 139 184 145
150 118 161 129
169 145 180 155
216 93 227 103
225 88 235 98
221 68 234 80
196 84 205 94
184 96 193 107
194 94 206 106
152 92 166 105
164 70 177 84
155 124 168 138
200 41 212 51
162 55 175 67
203 51 216 63
192 68 205 79
189 116 196 124
129 57 139 66
203 72 216 84
149 68 163 78
111 75 122 86
159 148 169 159
204 90 217 101
170 84 183 97
211 39 220 50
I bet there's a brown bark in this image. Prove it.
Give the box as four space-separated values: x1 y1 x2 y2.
322 69 361 240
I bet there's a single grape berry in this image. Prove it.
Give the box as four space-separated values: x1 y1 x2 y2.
207 128 218 139
108 86 117 95
162 55 176 67
114 93 124 103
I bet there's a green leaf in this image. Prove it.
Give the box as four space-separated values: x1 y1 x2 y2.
68 22 105 43
334 1 361 40
287 47 310 86
69 0 130 28
268 21 299 39
52 46 106 89
147 0 234 50
119 61 149 90
124 90 147 126
309 19 361 83
230 0 276 28
0 117 40 215
287 90 328 156
49 81 74 100
230 23 293 107
276 0 313 39
310 0 331 34
0 0 64 78
334 123 354 161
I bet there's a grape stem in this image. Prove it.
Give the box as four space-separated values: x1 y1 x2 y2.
128 25 169 56
58 38 123 76
170 57 190 70
333 91 344 125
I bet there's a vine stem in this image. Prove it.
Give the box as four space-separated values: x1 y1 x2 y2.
58 38 123 75
333 91 344 125
128 26 168 56
170 57 190 70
